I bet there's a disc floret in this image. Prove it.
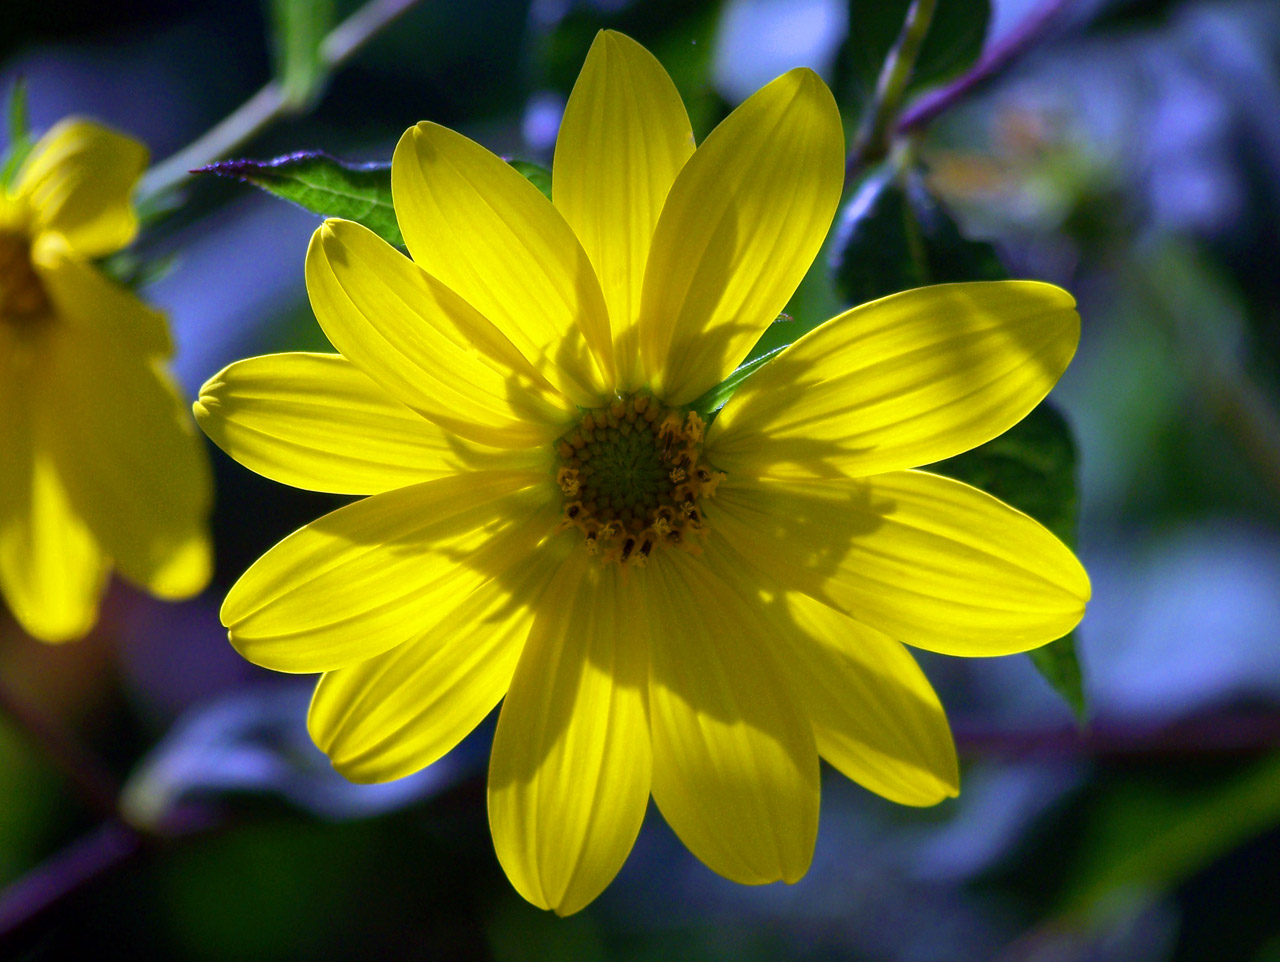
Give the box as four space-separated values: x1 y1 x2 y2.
555 395 724 566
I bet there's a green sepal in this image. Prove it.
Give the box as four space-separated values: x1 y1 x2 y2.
688 346 787 421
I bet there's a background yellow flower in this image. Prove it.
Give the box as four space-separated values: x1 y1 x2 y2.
0 119 213 642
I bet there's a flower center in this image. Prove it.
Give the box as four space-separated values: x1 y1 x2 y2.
0 232 50 325
555 395 724 566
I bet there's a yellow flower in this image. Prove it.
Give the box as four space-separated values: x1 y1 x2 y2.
195 32 1089 914
0 119 213 642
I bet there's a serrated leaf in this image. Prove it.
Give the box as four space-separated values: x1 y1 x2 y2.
199 153 554 248
507 159 552 200
268 0 335 110
199 153 401 244
1 78 34 188
928 402 1087 718
838 0 992 115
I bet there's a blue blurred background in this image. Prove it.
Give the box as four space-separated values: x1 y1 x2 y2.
3 0 1280 958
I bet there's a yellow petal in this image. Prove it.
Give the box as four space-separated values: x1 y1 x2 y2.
32 234 172 357
708 282 1080 479
710 471 1090 657
646 548 818 885
490 550 651 916
392 122 614 401
308 518 565 783
306 219 574 449
0 331 106 642
195 352 546 495
14 119 148 258
705 539 957 805
639 68 844 405
31 257 211 601
553 30 694 390
222 472 554 673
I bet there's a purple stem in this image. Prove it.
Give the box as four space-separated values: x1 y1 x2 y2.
0 821 140 950
895 0 1074 134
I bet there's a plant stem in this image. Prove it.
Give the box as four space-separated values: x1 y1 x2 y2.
138 0 422 203
0 678 120 821
0 821 139 951
847 0 939 180
896 0 1073 134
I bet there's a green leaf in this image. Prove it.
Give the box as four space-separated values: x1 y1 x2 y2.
1 78 34 188
267 0 335 110
838 0 992 115
927 402 1087 718
199 153 403 245
829 164 1086 714
689 346 787 420
198 154 555 249
830 161 1004 306
507 160 552 201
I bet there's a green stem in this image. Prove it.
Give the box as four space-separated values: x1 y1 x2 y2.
137 0 422 204
847 0 939 179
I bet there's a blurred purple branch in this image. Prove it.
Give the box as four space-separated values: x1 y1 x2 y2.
138 0 422 203
0 805 217 954
847 0 1074 183
896 0 1074 134
0 822 139 951
955 711 1280 761
0 678 120 821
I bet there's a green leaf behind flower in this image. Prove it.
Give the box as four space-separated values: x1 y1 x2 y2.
198 154 556 248
508 160 552 200
831 161 1005 306
928 401 1087 718
832 163 1087 717
199 153 403 245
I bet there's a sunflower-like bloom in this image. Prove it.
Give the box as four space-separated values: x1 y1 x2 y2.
0 119 212 642
196 32 1089 914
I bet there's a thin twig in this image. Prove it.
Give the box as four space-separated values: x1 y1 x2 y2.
954 711 1280 762
896 0 1073 134
847 0 940 180
138 0 422 203
0 822 140 951
0 678 120 821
